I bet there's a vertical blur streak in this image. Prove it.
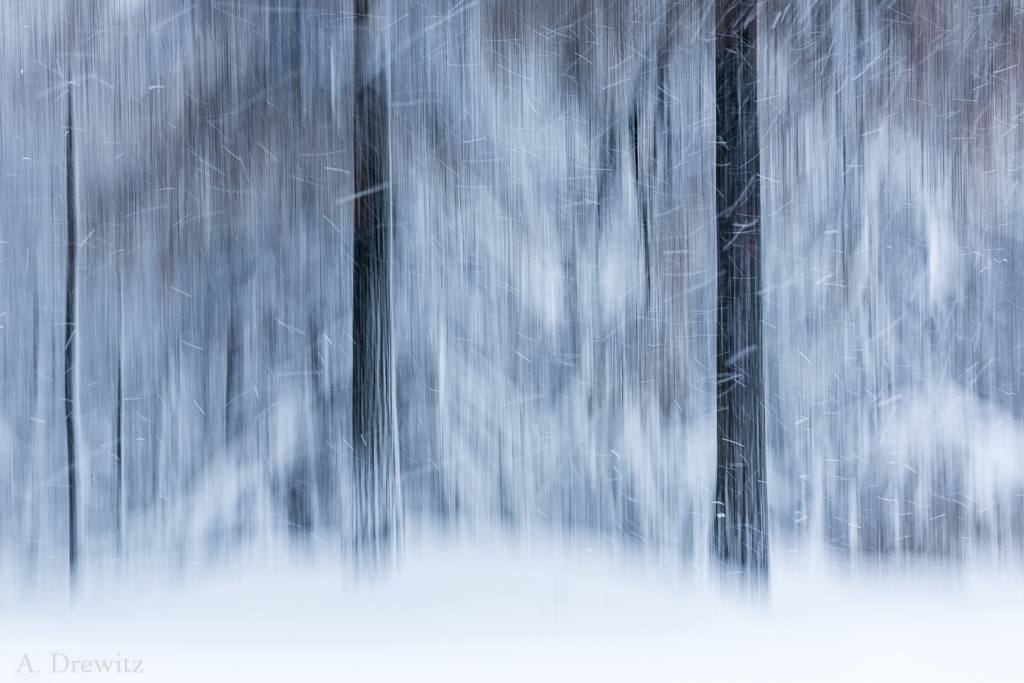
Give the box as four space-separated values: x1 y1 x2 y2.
352 0 401 568
713 0 769 588
63 64 78 591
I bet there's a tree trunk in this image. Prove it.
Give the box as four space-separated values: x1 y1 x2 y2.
115 268 124 566
64 78 78 590
712 0 769 588
351 0 401 567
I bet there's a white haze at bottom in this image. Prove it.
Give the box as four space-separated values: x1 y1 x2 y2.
1 531 1020 683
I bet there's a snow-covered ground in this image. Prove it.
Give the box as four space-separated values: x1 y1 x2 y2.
2 537 1021 682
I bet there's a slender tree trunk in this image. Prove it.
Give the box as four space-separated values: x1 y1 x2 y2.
115 360 123 558
712 0 769 588
351 0 401 567
115 262 124 565
64 78 78 590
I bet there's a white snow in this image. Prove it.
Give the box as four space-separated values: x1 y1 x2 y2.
2 535 1021 683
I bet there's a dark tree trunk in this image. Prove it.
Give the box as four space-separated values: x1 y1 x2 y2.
64 80 78 589
351 0 401 566
712 0 769 588
115 286 124 564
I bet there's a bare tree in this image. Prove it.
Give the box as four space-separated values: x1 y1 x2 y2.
64 72 78 590
352 0 401 567
712 0 769 588
115 236 125 566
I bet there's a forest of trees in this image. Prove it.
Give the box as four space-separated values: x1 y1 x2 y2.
1 0 1023 596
